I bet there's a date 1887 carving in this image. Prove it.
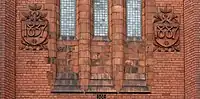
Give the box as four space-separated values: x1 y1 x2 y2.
153 7 180 52
21 4 49 50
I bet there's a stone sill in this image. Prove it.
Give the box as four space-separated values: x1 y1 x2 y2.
51 86 150 94
51 91 151 94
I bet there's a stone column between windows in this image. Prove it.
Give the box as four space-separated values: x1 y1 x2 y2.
77 0 92 91
45 0 58 88
111 0 125 91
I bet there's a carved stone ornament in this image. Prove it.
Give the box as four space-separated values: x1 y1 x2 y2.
57 45 75 52
20 4 49 50
153 7 180 52
124 59 138 73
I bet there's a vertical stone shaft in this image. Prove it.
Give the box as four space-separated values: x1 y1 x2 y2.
78 0 92 90
46 0 57 58
111 0 125 91
45 0 58 88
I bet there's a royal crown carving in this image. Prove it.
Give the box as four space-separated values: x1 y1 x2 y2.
21 4 49 50
153 7 180 52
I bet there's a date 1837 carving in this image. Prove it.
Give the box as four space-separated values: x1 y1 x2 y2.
20 4 49 50
153 7 180 52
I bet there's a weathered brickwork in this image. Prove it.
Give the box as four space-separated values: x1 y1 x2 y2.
0 0 199 98
0 0 16 99
195 2 200 98
184 0 195 98
0 1 5 98
184 0 200 99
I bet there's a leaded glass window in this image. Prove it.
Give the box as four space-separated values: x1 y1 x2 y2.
94 0 108 39
60 0 76 40
126 0 142 40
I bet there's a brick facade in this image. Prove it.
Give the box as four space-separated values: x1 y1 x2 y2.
184 0 200 99
0 0 200 99
0 0 16 99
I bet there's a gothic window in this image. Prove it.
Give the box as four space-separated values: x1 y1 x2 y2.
60 0 76 40
94 0 109 40
126 0 142 40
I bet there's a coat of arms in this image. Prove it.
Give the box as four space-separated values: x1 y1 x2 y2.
21 4 49 50
153 7 180 52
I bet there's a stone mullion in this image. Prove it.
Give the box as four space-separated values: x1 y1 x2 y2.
109 0 112 40
111 0 125 92
76 0 79 39
45 0 57 63
43 0 58 92
78 0 92 91
145 0 156 93
123 0 126 41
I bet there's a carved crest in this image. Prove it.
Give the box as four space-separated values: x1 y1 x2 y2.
21 4 49 50
153 7 180 52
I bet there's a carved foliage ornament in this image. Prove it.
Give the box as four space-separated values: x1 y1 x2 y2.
21 4 49 50
153 7 180 52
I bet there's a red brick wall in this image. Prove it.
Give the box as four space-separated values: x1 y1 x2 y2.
0 0 16 99
195 2 200 98
14 0 186 99
139 0 185 99
192 1 200 98
184 0 196 98
16 0 48 98
0 0 5 98
184 0 200 99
